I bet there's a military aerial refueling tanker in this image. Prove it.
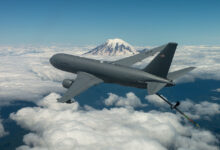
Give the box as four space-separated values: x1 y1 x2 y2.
50 42 194 103
50 42 199 127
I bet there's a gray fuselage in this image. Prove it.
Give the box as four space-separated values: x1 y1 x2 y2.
50 53 170 89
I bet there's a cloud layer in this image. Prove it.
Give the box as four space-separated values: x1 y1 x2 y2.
1 44 220 149
10 93 219 150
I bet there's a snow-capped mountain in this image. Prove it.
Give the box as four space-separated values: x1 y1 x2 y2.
84 38 137 56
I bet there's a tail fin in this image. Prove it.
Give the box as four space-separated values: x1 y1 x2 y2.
147 67 195 95
143 43 177 78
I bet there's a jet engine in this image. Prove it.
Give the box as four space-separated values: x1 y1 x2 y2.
62 79 74 88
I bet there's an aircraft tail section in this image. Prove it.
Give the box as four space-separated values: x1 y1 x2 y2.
143 43 177 78
147 67 195 95
141 42 195 95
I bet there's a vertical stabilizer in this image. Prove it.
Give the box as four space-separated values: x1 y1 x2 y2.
143 43 177 78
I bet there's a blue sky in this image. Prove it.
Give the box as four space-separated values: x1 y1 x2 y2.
0 0 220 46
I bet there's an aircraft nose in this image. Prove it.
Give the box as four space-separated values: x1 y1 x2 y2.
50 54 61 67
49 55 56 66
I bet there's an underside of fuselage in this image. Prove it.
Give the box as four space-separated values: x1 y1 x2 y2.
98 76 148 89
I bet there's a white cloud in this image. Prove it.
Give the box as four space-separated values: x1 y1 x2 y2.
145 95 168 108
104 93 118 106
10 93 219 150
179 99 220 119
104 92 147 108
0 118 8 138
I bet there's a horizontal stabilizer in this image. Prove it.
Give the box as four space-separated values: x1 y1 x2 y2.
147 67 195 95
167 67 196 80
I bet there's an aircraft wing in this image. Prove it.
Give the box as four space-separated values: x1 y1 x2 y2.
112 44 167 66
58 72 103 103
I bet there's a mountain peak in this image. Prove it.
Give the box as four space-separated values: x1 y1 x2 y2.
84 38 137 56
106 38 131 47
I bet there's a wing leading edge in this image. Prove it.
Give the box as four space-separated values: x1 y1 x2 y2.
112 43 168 66
58 72 103 103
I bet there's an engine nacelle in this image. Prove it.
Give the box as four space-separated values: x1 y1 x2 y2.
62 79 74 88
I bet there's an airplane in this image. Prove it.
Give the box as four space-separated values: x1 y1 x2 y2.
50 42 195 104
